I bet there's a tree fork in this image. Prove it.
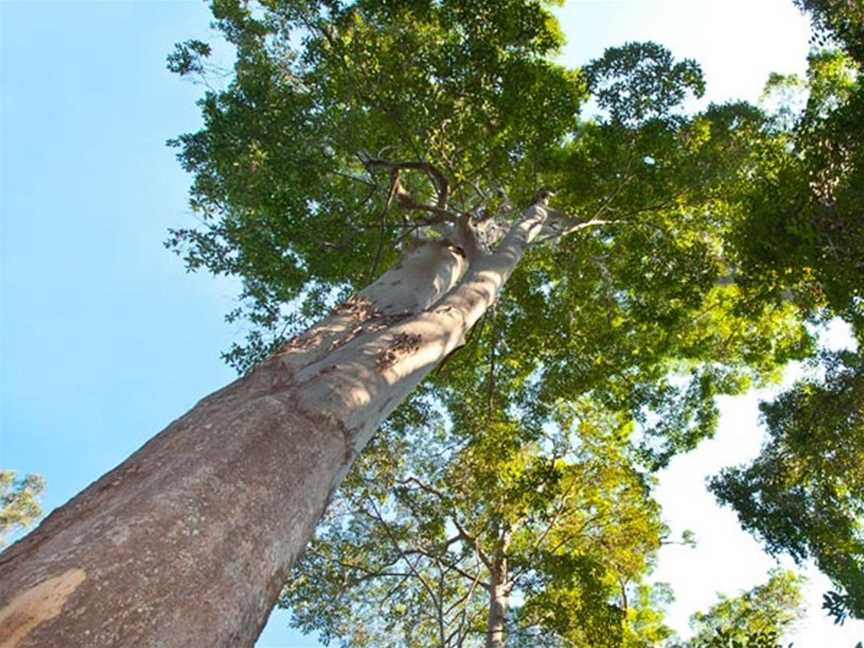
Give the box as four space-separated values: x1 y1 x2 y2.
0 203 549 647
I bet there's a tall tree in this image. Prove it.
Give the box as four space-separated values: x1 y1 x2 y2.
0 2 815 646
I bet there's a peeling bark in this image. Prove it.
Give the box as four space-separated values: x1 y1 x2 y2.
0 204 548 647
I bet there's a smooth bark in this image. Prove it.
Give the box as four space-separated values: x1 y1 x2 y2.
0 204 548 647
485 528 511 648
485 558 509 648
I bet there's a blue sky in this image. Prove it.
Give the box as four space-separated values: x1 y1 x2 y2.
1 1 861 646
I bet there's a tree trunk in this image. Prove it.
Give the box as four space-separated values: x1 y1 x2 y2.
485 557 509 648
0 205 549 647
485 526 512 648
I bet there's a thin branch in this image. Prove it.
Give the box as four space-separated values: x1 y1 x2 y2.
397 476 493 571
533 216 628 245
327 168 378 188
366 497 442 616
308 548 407 580
443 564 482 618
450 517 493 571
526 479 579 557
404 547 490 590
457 561 484 647
379 571 413 606
509 511 600 582
443 561 483 647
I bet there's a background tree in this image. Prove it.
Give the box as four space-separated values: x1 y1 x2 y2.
794 0 864 62
711 352 863 623
0 471 45 546
669 570 804 648
710 0 864 624
281 396 674 648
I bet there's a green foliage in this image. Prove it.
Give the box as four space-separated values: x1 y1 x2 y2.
170 3 813 441
730 46 863 338
709 0 864 626
794 0 864 63
670 570 804 648
584 41 705 126
624 582 677 648
167 39 212 76
0 470 45 545
168 0 586 372
280 399 672 647
711 352 864 622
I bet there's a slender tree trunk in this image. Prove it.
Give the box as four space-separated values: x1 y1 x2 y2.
486 584 508 648
0 205 549 647
485 557 509 648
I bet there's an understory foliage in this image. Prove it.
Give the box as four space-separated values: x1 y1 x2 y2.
167 0 863 642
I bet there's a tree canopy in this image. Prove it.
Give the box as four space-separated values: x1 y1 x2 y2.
671 570 805 648
169 0 813 468
711 352 864 624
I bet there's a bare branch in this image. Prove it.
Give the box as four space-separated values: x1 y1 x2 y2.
379 572 414 605
450 516 493 571
404 547 490 591
458 562 485 646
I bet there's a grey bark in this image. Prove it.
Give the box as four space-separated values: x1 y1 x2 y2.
485 528 511 648
0 204 548 648
485 558 509 648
